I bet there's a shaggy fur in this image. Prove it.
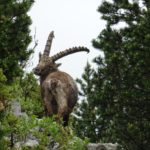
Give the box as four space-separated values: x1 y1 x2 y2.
33 31 89 126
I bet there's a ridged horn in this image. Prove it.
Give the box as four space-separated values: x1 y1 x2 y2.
51 46 89 61
43 31 54 56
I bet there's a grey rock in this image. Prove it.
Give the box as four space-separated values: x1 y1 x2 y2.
11 101 22 116
11 100 28 117
24 139 39 147
15 142 24 149
10 101 117 150
52 143 60 150
87 143 118 150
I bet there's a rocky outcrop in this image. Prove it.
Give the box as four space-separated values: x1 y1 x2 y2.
87 143 118 150
14 138 60 150
10 101 118 150
11 101 60 150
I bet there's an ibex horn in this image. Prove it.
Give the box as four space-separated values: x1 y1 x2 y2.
51 46 89 62
43 31 54 56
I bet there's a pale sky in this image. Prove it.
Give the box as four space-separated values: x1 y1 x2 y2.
28 0 105 79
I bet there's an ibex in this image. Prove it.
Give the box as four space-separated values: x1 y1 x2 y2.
33 31 89 126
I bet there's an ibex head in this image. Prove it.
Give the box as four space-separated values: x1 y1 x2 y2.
33 31 89 76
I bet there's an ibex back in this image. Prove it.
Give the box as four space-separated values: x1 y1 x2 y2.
33 31 89 126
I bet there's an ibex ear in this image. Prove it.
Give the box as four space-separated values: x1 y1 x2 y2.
39 52 42 60
56 63 62 68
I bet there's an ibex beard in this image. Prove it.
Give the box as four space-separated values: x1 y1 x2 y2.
33 31 89 126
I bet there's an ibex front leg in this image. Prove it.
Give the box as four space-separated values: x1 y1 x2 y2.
43 87 54 116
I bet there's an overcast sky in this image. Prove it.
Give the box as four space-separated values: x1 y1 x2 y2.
28 0 105 79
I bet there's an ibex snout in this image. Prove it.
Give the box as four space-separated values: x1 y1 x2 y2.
33 67 41 75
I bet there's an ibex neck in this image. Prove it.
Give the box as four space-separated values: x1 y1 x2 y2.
40 74 47 84
40 69 58 84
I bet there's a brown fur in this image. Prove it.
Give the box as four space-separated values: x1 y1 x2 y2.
33 31 89 126
40 70 78 126
34 55 78 126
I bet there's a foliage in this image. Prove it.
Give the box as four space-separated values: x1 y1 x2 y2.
0 72 43 149
0 0 35 145
0 69 10 108
0 0 34 81
74 0 150 149
73 62 105 143
32 117 88 150
0 114 88 150
20 73 43 116
0 69 10 145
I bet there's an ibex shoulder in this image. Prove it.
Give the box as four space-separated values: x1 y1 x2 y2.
42 71 76 89
47 71 74 82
